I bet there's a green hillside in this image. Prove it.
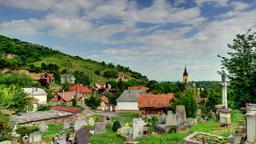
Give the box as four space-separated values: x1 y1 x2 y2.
0 35 148 83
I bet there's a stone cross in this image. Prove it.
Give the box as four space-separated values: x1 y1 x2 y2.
221 71 228 108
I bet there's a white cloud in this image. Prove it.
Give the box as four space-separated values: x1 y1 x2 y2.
0 0 256 80
195 0 229 7
230 1 250 11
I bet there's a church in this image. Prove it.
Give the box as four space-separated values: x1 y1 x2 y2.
183 66 189 85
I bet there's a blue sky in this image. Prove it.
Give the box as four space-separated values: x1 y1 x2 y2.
0 0 255 81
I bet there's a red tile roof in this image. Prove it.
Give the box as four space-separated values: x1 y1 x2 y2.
138 94 175 109
53 106 81 113
101 96 109 104
56 91 85 102
128 86 149 91
69 84 92 94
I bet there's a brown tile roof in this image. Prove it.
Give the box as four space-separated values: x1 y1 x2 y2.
101 96 109 104
56 91 85 102
69 84 92 94
53 106 81 113
138 94 175 109
128 86 149 91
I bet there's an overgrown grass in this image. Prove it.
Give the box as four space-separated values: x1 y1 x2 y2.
42 123 63 142
90 110 244 144
112 112 140 123
89 130 124 144
138 133 186 144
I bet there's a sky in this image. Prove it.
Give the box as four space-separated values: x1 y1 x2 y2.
0 0 255 81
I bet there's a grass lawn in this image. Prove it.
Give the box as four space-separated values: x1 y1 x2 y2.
89 130 124 144
112 112 140 123
90 110 244 144
42 123 63 143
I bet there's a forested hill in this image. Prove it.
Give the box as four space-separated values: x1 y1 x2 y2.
0 35 148 82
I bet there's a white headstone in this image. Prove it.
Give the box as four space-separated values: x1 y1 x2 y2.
132 118 145 140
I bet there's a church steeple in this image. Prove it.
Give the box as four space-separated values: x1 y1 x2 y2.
183 66 189 84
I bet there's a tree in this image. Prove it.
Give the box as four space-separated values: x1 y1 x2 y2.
0 85 32 112
204 84 221 113
74 71 90 85
84 92 100 109
170 88 197 118
103 69 118 79
219 32 256 107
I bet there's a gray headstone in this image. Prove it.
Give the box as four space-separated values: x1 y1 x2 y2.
176 105 187 125
75 127 89 144
132 118 145 140
29 131 41 143
64 120 71 129
56 134 66 144
166 111 177 126
94 122 107 134
74 118 88 131
176 105 188 132
38 121 48 132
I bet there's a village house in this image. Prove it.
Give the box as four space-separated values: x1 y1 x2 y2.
138 93 175 116
93 81 111 90
39 73 54 83
1 53 16 59
22 88 47 105
97 96 110 111
49 91 85 105
116 90 147 111
61 74 76 84
128 86 149 91
69 84 92 95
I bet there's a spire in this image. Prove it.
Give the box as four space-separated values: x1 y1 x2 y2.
183 66 188 76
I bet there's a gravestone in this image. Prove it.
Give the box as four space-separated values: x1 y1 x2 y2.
176 105 188 132
55 134 66 144
219 108 232 126
38 121 48 132
94 122 107 134
166 111 177 126
29 131 41 143
64 120 70 129
74 118 88 131
132 118 145 140
246 111 256 143
75 127 89 144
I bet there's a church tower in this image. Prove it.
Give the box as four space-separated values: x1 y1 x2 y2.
183 66 189 84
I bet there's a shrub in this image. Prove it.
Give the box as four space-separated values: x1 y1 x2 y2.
37 104 51 111
112 120 121 132
16 125 39 136
168 126 177 133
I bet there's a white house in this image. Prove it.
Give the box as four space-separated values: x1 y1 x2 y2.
61 74 76 84
116 90 146 111
23 88 47 104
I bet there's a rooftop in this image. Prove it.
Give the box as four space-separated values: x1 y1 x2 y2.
138 93 175 109
116 90 147 102
11 110 73 124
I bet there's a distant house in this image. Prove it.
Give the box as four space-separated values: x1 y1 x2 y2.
97 96 110 111
49 91 85 105
2 53 16 59
116 72 128 82
23 88 47 105
138 94 175 116
128 86 149 91
61 74 76 84
93 81 110 90
69 84 92 95
116 90 147 111
40 73 54 84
